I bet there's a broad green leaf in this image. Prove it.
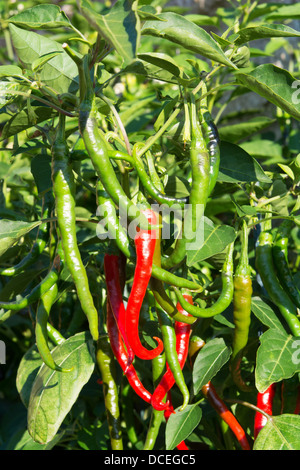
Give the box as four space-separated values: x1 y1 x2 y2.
218 141 272 184
251 296 286 333
9 24 79 94
77 0 138 65
0 81 24 110
0 65 24 78
255 329 300 393
234 24 300 46
1 105 56 140
193 337 231 394
165 404 202 450
218 116 275 143
254 414 300 450
16 344 43 408
186 217 236 266
7 429 64 451
0 219 41 258
8 4 72 29
236 64 300 121
31 153 52 196
137 52 191 84
27 331 95 444
240 139 283 162
142 12 236 68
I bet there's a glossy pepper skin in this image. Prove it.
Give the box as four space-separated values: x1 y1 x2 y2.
256 227 300 337
272 220 300 309
202 382 251 450
125 209 163 360
96 335 123 450
230 220 253 392
162 94 210 269
152 294 193 412
254 383 276 440
173 241 234 319
51 113 99 341
104 253 134 369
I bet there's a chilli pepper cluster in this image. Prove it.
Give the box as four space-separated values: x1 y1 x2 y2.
2 43 300 451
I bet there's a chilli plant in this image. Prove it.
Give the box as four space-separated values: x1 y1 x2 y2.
1 0 300 452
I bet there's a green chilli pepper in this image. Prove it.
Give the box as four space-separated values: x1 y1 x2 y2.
230 220 253 392
173 242 234 318
256 211 300 337
51 113 99 341
162 94 210 269
96 335 123 450
272 219 300 309
36 283 72 372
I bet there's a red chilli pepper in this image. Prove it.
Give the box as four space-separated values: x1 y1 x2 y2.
107 300 165 409
151 294 193 411
254 383 276 440
104 253 134 369
202 381 251 450
164 390 189 450
125 209 163 360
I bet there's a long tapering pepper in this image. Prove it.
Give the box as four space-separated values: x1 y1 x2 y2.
151 294 193 411
162 94 210 269
125 208 163 360
173 241 234 318
51 113 99 341
96 334 123 450
256 209 300 337
230 220 253 392
104 253 134 369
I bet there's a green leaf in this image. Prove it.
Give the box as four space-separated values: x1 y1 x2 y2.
16 344 43 409
255 329 300 393
219 141 272 184
254 414 300 450
77 0 138 65
137 52 191 84
186 217 236 266
142 12 236 68
251 296 286 333
193 337 231 394
1 104 56 140
165 404 202 450
27 331 95 444
0 65 24 78
234 24 300 46
8 4 72 29
236 64 300 121
266 4 300 20
8 24 79 94
218 116 275 143
0 219 41 258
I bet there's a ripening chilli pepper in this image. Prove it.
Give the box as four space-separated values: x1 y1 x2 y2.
51 113 99 341
125 208 163 360
254 383 276 440
104 253 134 369
230 220 253 392
151 294 193 412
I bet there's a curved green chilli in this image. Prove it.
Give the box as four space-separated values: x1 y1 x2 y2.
96 335 123 450
162 94 210 269
157 307 190 411
51 113 99 341
230 220 253 392
173 242 234 318
272 220 300 309
36 283 72 372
